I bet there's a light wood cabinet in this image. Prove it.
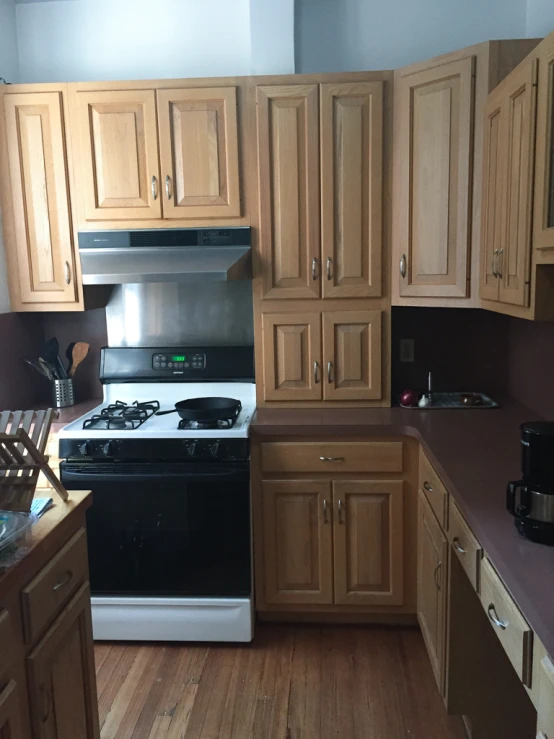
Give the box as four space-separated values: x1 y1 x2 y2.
1 91 79 307
480 59 537 308
323 310 382 401
256 84 320 299
417 490 448 693
320 82 383 298
333 480 404 606
534 35 554 251
74 89 162 221
157 87 240 219
0 680 24 739
261 480 333 605
537 655 554 739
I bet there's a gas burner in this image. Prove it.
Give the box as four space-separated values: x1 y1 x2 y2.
179 417 237 431
83 400 160 431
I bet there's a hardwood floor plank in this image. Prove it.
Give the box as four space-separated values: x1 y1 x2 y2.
98 646 140 726
94 643 113 674
252 626 294 739
165 646 210 739
219 640 266 739
286 627 322 739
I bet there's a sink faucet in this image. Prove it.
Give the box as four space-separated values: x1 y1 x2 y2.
427 371 433 402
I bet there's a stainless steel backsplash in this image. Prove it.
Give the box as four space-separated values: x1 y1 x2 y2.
106 282 254 347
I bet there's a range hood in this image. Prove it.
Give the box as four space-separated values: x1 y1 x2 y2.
79 228 251 285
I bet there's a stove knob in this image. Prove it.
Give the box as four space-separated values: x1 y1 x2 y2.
102 442 114 457
187 441 197 458
210 441 221 458
78 441 92 457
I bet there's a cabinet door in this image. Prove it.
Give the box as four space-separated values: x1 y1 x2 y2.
262 313 322 401
3 92 78 305
75 90 161 221
320 82 383 298
480 93 503 301
0 680 24 738
256 85 320 299
262 480 333 605
397 57 474 297
157 87 240 219
27 582 99 739
534 43 554 250
417 490 448 694
333 480 404 606
322 310 382 401
537 655 554 739
498 59 537 307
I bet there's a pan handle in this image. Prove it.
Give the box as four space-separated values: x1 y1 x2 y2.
155 409 178 416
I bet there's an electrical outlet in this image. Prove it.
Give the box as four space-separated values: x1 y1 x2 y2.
400 339 415 363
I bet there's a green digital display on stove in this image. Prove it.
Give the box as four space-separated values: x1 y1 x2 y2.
172 355 186 362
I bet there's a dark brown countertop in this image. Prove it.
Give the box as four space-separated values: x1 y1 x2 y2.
49 399 101 429
252 400 554 658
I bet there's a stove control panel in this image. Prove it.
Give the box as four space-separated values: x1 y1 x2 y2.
152 352 206 371
59 437 249 463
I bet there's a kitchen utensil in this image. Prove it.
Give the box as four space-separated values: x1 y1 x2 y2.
44 338 67 380
66 342 76 373
156 397 242 422
24 358 49 378
53 378 75 408
69 342 89 378
38 357 56 381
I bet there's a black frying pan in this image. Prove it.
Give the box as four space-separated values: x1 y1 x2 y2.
156 397 242 422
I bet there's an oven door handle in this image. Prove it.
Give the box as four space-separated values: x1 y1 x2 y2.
61 464 250 485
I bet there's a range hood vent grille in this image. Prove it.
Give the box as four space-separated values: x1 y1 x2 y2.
129 231 198 248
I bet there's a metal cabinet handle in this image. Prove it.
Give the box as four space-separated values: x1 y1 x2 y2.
433 561 442 591
151 175 158 200
337 499 344 524
165 175 172 200
423 481 433 493
492 249 499 278
498 247 504 279
326 257 332 280
53 569 73 592
64 261 71 285
323 498 328 524
319 456 345 462
452 537 466 554
312 257 319 280
487 603 507 630
327 361 333 384
400 253 407 278
313 361 320 384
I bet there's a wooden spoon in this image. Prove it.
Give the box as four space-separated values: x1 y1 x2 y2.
69 342 90 377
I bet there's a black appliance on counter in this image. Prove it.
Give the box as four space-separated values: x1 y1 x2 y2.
507 421 554 546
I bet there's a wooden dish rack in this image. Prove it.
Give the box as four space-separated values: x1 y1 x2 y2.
0 409 68 513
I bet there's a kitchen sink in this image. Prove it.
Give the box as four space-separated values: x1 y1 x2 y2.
401 392 499 409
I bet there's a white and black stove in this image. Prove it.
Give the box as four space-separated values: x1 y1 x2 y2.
58 346 255 643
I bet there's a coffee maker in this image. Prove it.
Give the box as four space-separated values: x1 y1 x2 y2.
507 421 554 545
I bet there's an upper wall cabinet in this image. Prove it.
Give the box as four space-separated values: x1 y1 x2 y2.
70 84 242 228
0 90 80 309
534 36 554 251
393 40 540 308
157 87 240 219
256 81 384 300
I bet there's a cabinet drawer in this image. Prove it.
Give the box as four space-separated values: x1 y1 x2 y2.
261 441 403 474
21 528 88 644
448 501 483 592
0 609 13 681
480 557 533 687
419 449 448 529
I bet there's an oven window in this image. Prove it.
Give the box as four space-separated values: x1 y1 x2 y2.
77 467 251 597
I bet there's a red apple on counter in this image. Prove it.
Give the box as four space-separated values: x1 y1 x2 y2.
399 389 419 407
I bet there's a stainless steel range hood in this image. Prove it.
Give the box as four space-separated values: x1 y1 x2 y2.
78 228 251 285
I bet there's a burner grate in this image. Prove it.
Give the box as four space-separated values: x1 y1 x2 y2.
83 400 160 431
178 405 241 431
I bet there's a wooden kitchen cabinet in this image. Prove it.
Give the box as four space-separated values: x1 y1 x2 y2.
0 90 79 308
333 480 404 606
0 680 24 739
73 89 162 221
537 655 554 739
322 310 382 401
320 82 383 298
261 480 333 605
534 35 554 252
417 490 448 693
157 87 240 219
480 59 537 308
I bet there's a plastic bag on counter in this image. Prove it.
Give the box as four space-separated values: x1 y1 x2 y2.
0 509 37 570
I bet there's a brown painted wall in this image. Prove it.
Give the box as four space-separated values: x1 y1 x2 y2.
507 318 554 421
0 312 47 408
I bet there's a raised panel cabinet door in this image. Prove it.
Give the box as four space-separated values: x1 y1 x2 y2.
74 90 161 221
479 92 503 302
26 582 100 739
256 85 320 299
333 480 404 606
320 82 383 298
262 313 322 401
498 59 538 308
3 92 78 304
0 680 24 738
534 42 554 250
322 310 382 401
537 655 554 739
397 57 474 297
157 87 240 219
417 490 448 694
262 480 333 605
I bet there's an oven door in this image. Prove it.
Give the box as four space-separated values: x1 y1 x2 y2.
61 462 251 598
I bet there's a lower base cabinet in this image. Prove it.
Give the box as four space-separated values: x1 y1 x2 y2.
0 679 24 738
417 489 448 694
261 478 405 608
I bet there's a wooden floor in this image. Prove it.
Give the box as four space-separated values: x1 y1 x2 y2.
95 625 466 739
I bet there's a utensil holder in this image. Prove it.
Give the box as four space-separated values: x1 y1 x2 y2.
52 379 75 409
